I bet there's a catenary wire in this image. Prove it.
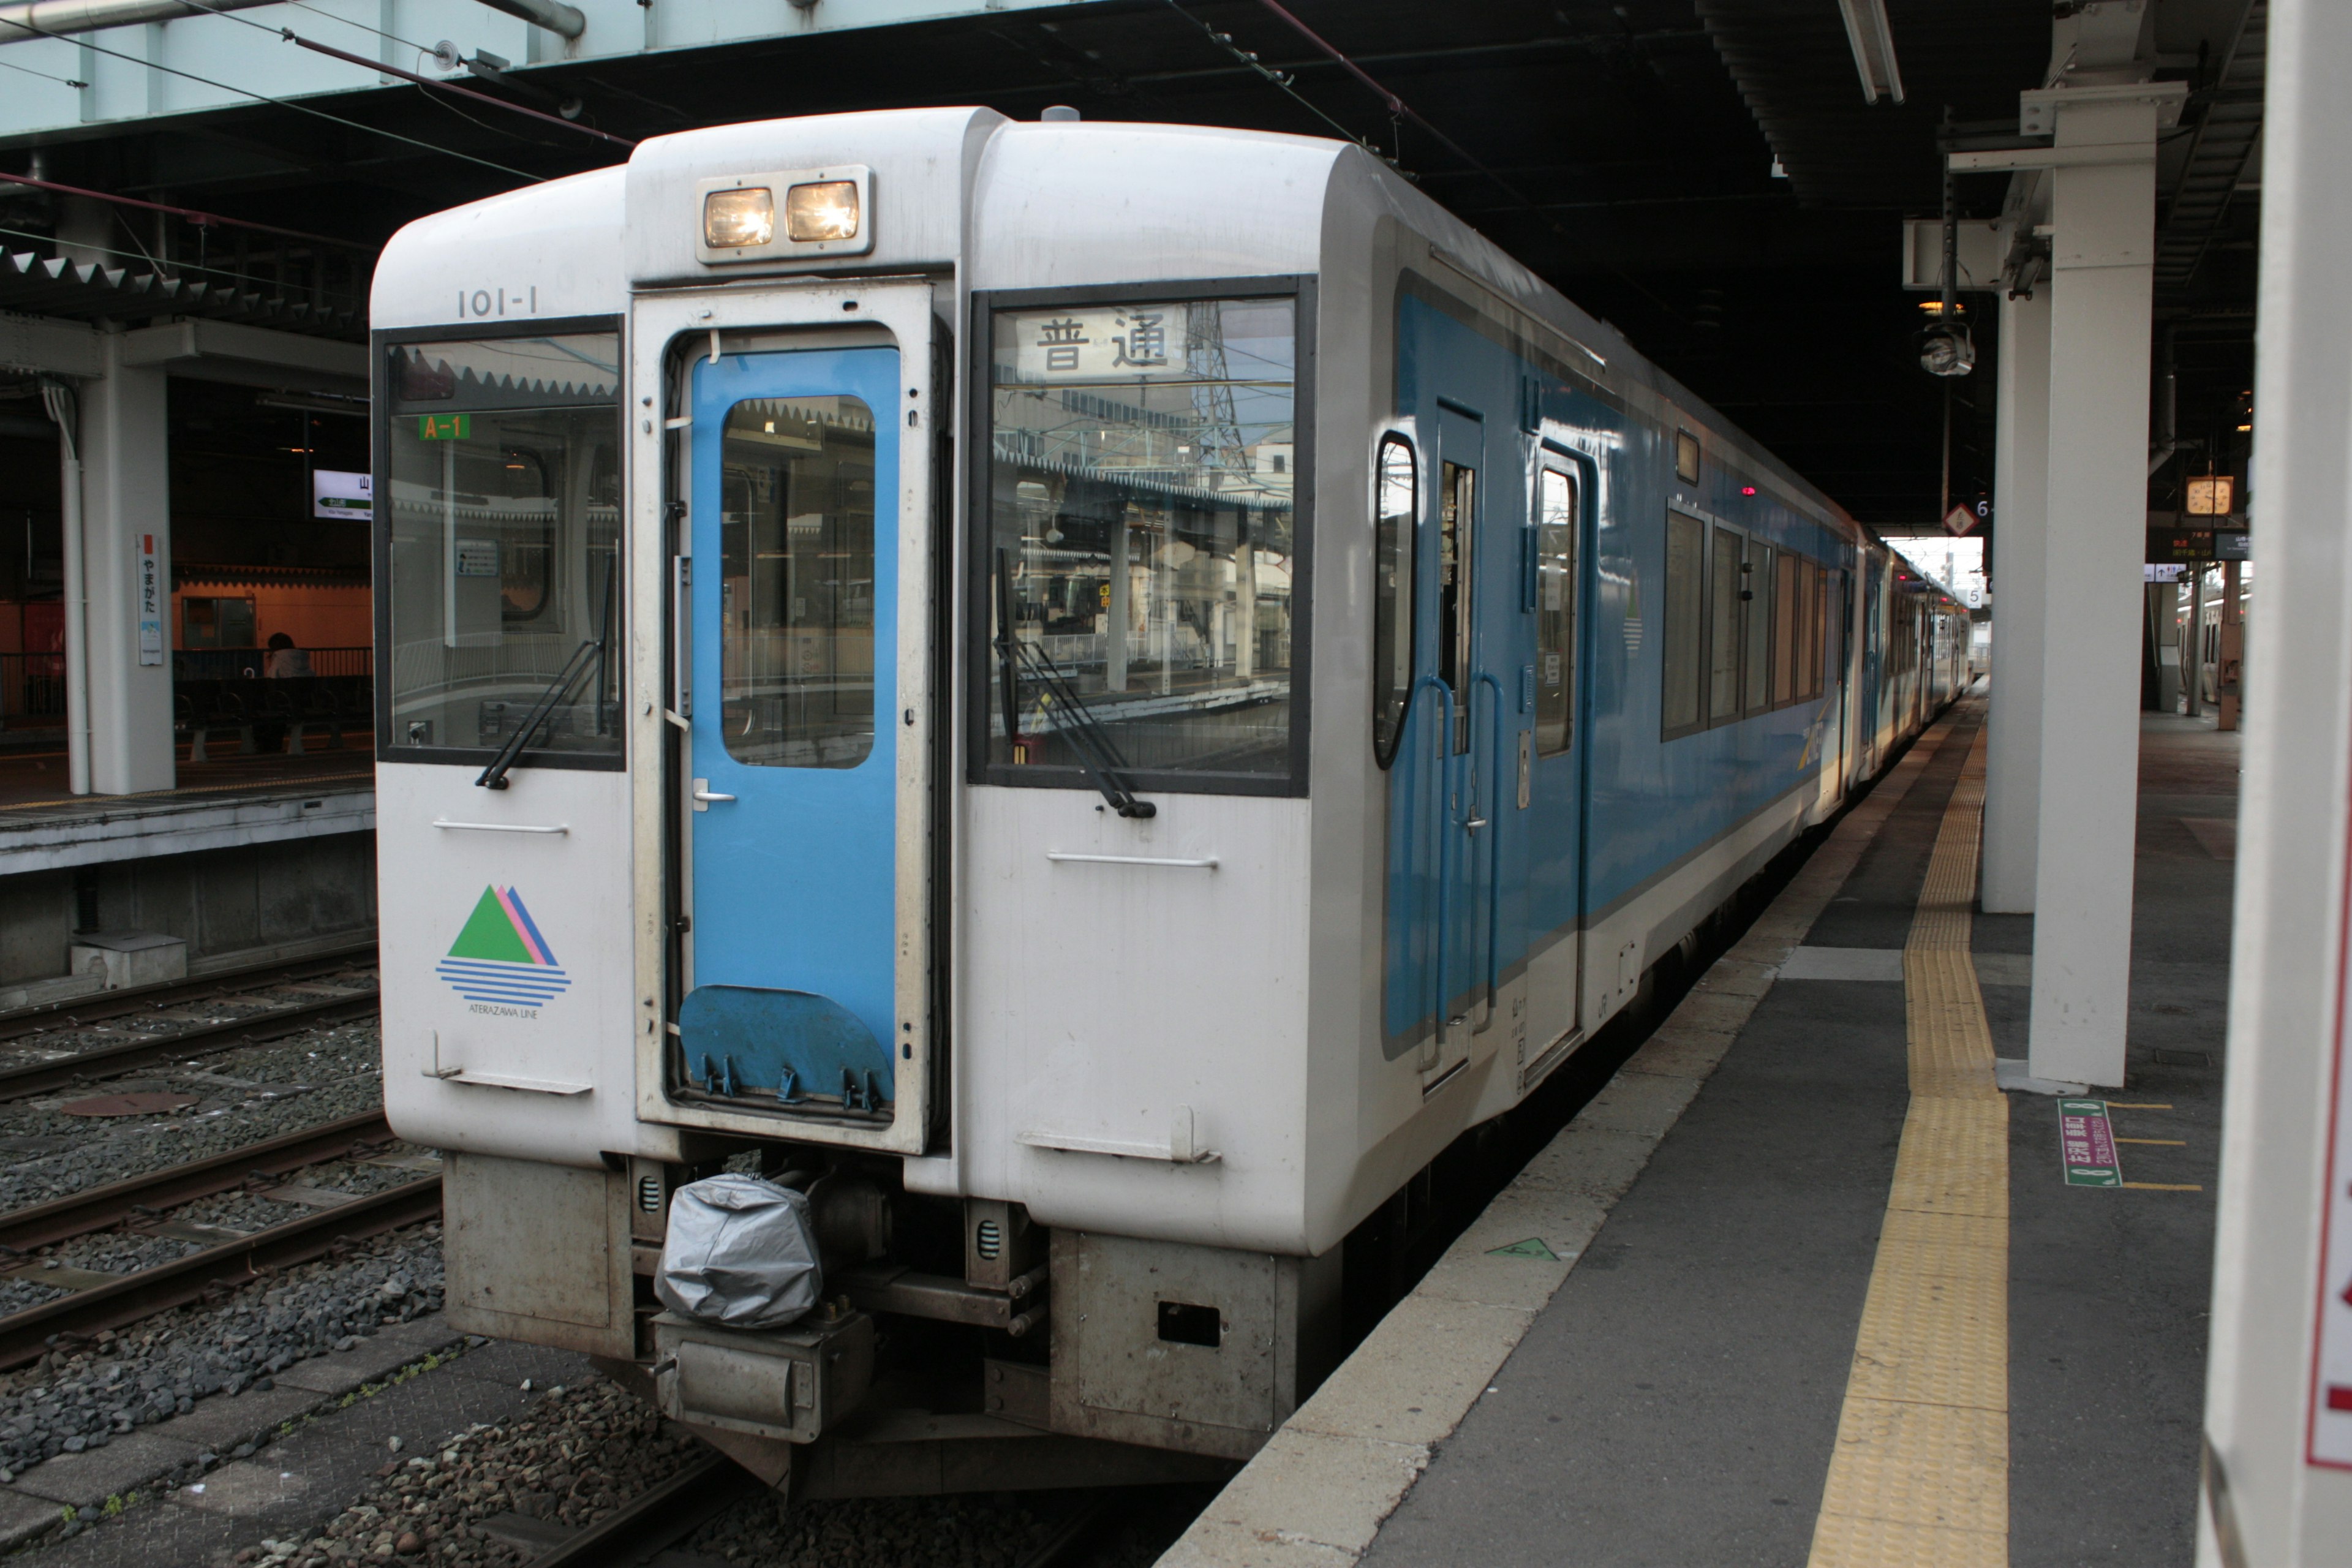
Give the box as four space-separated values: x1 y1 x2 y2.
0 171 361 248
0 15 550 184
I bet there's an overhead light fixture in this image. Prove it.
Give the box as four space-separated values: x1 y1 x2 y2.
1836 0 1905 105
1918 320 1975 377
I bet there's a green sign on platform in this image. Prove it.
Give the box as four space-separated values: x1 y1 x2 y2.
1487 1237 1561 1261
2059 1098 2123 1187
417 413 472 440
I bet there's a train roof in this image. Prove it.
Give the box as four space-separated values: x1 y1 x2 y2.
372 107 1880 554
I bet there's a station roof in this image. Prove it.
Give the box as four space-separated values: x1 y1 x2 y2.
0 0 2263 532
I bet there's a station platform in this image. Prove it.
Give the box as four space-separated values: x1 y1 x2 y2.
1165 699 2226 1568
0 747 372 873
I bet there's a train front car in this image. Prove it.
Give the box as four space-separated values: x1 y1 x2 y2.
371 108 1902 1496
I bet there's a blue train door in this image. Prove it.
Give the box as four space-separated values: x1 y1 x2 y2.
1415 405 1493 1088
1520 451 1585 1077
678 345 903 1117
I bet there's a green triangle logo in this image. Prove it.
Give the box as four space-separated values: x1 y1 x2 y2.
1487 1237 1561 1261
449 886 533 963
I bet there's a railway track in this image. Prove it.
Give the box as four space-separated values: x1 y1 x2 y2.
519 1455 1131 1568
0 1109 435 1370
0 941 376 1042
0 944 379 1103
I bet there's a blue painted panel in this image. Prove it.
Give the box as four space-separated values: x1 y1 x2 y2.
677 984 893 1109
1381 292 1849 1048
685 346 901 1108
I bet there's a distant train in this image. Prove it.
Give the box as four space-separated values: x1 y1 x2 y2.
369 108 1970 1493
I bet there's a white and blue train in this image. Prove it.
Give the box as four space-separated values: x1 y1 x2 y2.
369 107 1970 1492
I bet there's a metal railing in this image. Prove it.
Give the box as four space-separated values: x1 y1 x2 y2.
0 648 376 731
173 646 373 682
0 654 65 726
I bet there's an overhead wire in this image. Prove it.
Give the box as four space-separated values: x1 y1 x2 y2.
0 55 83 89
0 170 360 248
0 13 549 184
170 0 627 148
1172 0 1678 324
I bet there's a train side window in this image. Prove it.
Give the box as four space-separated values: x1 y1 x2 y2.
1771 554 1798 705
1743 545 1774 715
1661 509 1705 737
1372 436 1416 767
1707 526 1743 723
1534 466 1577 755
1674 429 1700 485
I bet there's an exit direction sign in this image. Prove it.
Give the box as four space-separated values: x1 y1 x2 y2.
2059 1099 2122 1187
417 413 472 441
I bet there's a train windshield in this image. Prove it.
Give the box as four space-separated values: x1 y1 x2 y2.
980 292 1303 793
378 330 624 766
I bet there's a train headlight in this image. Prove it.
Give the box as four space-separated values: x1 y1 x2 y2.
703 187 775 250
785 181 860 243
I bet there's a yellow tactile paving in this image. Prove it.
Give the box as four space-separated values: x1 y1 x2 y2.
1808 716 2010 1568
1815 1395 2009 1529
1808 1512 2008 1568
1847 1263 2009 1409
1887 1101 2009 1219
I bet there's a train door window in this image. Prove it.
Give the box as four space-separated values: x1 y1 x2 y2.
1534 465 1577 755
1707 526 1743 723
1372 435 1415 767
1809 564 1829 697
1790 561 1814 699
1439 459 1476 754
1743 545 1774 715
1661 509 1705 738
717 396 878 767
1771 554 1798 705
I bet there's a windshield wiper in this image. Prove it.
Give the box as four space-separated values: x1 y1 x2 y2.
993 548 1155 819
476 564 616 791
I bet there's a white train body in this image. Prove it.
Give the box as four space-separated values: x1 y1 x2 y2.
370 107 1965 1482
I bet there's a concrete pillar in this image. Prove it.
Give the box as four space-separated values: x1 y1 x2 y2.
1981 284 2049 913
2198 2 2352 1554
2026 90 2168 1089
78 333 175 796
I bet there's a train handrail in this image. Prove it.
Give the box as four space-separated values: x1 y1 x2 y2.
1403 673 1459 1049
1470 669 1509 1033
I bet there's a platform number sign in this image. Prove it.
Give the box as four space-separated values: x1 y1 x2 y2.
417 413 472 440
2314 872 2352 1466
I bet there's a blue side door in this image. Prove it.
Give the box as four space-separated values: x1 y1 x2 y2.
680 345 902 1116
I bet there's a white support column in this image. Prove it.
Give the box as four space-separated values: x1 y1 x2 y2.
2199 2 2352 1557
2026 87 2174 1088
77 332 175 796
1981 282 2049 913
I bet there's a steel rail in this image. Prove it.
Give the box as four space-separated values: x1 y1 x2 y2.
0 1110 395 1254
0 942 376 1041
528 1452 761 1568
0 1175 440 1370
0 992 378 1102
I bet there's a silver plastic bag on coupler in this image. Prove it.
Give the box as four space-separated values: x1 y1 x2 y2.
655 1174 824 1330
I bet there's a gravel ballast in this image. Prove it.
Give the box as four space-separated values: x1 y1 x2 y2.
0 1022 386 1216
0 1226 443 1483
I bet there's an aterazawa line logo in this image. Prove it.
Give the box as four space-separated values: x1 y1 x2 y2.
435 886 570 1007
